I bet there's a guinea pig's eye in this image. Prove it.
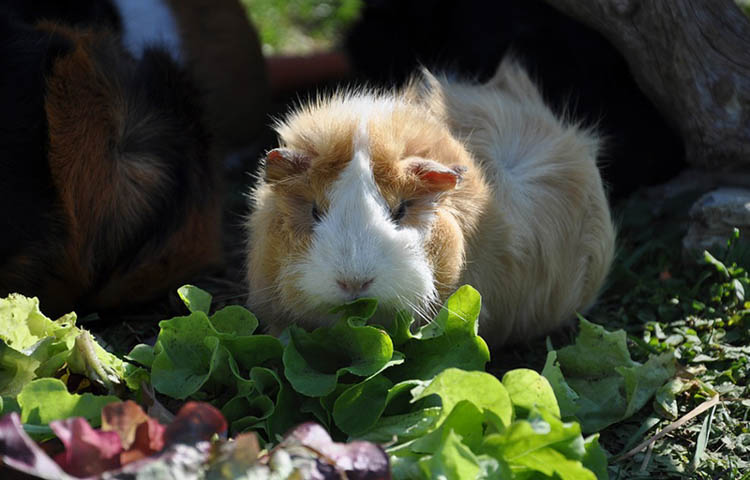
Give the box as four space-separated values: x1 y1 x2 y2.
312 203 322 223
391 200 409 224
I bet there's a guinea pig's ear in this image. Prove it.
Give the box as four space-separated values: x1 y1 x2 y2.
264 148 310 183
408 159 467 193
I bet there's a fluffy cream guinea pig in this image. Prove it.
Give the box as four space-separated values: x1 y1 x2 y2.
245 59 616 347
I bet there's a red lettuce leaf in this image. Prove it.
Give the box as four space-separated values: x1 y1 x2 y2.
2 406 388 479
50 417 122 477
164 402 227 447
101 400 165 464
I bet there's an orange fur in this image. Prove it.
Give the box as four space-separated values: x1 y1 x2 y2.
43 24 119 294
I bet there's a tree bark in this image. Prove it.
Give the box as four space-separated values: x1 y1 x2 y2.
544 0 750 169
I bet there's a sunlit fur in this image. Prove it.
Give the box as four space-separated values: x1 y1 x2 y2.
246 59 615 346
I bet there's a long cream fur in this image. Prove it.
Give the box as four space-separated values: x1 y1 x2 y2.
418 60 616 346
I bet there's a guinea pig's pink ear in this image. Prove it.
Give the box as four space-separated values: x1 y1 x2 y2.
264 148 311 183
408 159 467 193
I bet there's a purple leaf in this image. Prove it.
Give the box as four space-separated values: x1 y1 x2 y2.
0 412 69 480
287 422 391 480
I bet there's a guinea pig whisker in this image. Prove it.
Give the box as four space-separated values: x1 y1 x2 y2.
395 291 432 327
211 293 249 302
246 285 284 310
439 304 471 325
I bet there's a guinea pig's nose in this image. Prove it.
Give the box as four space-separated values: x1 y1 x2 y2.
336 277 375 298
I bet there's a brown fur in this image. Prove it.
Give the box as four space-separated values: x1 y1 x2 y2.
165 0 269 157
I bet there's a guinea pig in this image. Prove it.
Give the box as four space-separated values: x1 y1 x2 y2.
0 5 221 317
0 0 271 317
245 59 616 347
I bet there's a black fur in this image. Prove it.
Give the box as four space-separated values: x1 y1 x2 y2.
0 0 121 31
345 0 686 198
0 11 71 289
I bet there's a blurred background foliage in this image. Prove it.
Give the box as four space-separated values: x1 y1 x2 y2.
243 1 750 55
241 0 362 54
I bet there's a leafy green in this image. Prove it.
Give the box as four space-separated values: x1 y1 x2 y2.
332 374 392 435
17 378 119 437
413 368 512 429
418 428 481 479
389 368 607 480
2 285 627 479
147 303 282 401
177 284 212 315
283 317 393 397
386 285 490 383
543 316 676 433
0 342 40 397
502 368 560 418
0 294 144 397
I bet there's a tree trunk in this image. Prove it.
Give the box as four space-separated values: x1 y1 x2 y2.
544 0 750 169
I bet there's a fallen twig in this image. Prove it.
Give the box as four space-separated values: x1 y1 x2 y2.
614 394 721 462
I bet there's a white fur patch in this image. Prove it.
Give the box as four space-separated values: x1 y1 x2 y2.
294 120 437 314
112 0 183 63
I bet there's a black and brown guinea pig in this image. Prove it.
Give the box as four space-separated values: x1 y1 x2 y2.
0 0 267 317
246 60 616 348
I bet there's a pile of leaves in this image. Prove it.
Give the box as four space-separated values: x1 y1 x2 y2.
0 279 683 479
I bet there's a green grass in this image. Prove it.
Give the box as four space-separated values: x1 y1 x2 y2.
241 0 362 54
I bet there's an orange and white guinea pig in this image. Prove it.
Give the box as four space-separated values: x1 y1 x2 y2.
245 59 616 347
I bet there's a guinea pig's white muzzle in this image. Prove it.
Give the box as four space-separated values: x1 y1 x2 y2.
295 144 437 314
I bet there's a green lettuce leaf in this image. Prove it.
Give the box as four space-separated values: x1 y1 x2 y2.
0 293 144 397
17 378 119 439
543 317 676 433
283 319 393 397
412 368 513 429
386 286 490 383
